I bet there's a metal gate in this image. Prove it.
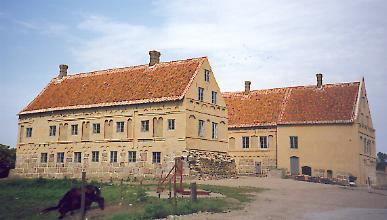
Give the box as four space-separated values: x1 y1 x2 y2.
290 156 299 175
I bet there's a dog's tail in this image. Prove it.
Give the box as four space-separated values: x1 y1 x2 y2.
40 205 59 214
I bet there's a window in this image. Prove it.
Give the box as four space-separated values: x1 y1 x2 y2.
57 152 64 163
116 121 125 133
168 119 175 130
198 87 204 101
128 151 137 162
74 152 82 163
290 136 298 149
40 153 48 163
152 152 161 163
204 69 210 82
92 151 99 162
26 127 32 138
198 120 205 137
260 136 268 148
49 125 57 136
212 122 218 139
141 120 149 132
71 124 78 135
93 123 101 134
211 91 217 104
242 136 250 149
110 151 118 163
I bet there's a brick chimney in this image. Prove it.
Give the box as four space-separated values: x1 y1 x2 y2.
316 73 323 88
149 50 161 66
244 81 251 94
58 64 68 79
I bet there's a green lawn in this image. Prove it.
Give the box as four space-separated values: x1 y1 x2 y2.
0 178 264 220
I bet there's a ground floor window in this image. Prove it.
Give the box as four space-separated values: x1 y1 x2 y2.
57 152 64 163
110 151 118 163
74 152 82 163
92 151 99 162
301 166 312 176
40 153 48 163
152 152 161 163
128 151 136 162
327 170 333 178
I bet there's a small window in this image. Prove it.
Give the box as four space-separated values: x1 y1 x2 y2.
92 151 99 162
242 136 250 149
152 152 161 163
110 151 118 163
198 87 204 101
74 152 82 163
290 136 298 149
49 125 57 136
141 120 149 132
198 120 205 137
204 69 210 82
211 91 217 104
212 122 218 139
116 121 125 133
168 119 175 130
128 151 137 162
260 136 268 148
71 124 78 135
40 153 48 163
93 123 101 134
26 127 32 138
57 152 64 163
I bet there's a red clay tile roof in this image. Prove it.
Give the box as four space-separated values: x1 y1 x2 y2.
223 82 360 127
20 57 206 114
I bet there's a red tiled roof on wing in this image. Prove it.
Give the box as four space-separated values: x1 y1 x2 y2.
20 57 206 114
223 82 360 127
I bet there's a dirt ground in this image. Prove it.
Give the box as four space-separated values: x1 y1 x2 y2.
179 176 387 220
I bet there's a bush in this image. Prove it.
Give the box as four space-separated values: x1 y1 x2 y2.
136 185 148 202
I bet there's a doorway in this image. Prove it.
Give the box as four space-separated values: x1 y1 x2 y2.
290 156 299 175
255 162 261 175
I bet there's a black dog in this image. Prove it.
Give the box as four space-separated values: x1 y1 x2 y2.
41 185 104 219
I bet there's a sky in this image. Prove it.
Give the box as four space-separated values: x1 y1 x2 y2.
0 0 386 152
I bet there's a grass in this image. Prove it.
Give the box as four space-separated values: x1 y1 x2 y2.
0 178 264 220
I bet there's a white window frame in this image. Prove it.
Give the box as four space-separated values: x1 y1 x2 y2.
71 124 78 135
26 127 32 138
152 152 161 163
204 69 210 82
116 121 125 133
290 136 298 149
128 151 137 163
198 87 204 101
168 119 175 130
57 152 64 163
92 151 99 162
74 152 82 163
49 125 56 136
242 136 250 149
110 151 118 163
212 122 218 139
141 120 149 132
40 153 48 163
92 123 101 134
211 91 217 104
198 120 205 137
260 136 268 149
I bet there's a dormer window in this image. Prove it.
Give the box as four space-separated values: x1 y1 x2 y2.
204 69 210 82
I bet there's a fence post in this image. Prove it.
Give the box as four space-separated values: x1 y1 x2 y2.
80 171 86 220
190 182 197 202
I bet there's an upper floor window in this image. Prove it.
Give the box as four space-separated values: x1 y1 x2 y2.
116 121 125 133
40 153 48 163
71 124 78 135
93 123 101 134
242 136 250 149
198 120 205 137
57 152 64 163
110 151 118 163
141 120 149 132
49 125 56 136
152 152 161 163
26 127 32 138
260 136 268 148
168 119 175 130
211 91 217 104
204 69 210 82
92 151 99 162
198 87 204 101
212 122 218 139
128 151 137 163
74 152 82 163
290 136 298 149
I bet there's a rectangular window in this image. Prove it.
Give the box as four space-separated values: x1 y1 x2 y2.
198 87 204 101
26 127 32 138
93 123 101 134
211 91 217 104
198 120 205 137
110 151 118 163
74 152 82 163
116 121 125 133
290 136 298 149
260 136 268 148
49 125 57 136
57 152 64 163
40 153 48 163
128 151 137 163
212 122 218 139
242 136 250 149
92 151 99 162
152 152 161 163
168 119 175 130
204 69 210 82
71 124 78 135
141 120 149 132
